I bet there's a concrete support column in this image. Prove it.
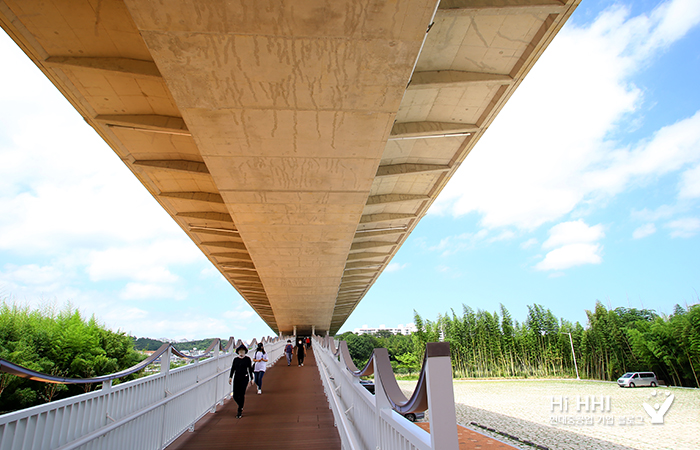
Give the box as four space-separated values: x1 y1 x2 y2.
312 325 316 336
293 325 297 338
425 343 459 450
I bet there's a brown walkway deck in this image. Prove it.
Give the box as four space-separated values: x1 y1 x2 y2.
167 347 517 450
167 347 341 450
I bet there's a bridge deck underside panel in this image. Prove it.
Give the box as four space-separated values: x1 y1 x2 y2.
0 0 581 335
124 0 438 335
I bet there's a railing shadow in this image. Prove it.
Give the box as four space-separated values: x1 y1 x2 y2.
315 335 459 450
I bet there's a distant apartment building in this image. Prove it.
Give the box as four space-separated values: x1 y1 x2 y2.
353 323 417 336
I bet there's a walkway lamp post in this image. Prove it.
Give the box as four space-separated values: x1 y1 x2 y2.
562 332 580 380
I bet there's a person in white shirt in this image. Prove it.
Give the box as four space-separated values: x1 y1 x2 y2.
252 343 268 394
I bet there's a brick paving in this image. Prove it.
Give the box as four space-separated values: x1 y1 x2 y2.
416 422 516 449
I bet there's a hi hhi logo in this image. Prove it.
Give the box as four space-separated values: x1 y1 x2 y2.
551 395 611 413
642 390 674 424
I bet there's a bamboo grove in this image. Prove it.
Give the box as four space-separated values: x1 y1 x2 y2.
412 302 700 387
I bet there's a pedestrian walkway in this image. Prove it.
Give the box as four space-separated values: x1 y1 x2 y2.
166 347 341 450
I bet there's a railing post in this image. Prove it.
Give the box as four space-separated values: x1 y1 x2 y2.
214 342 220 410
161 345 171 384
373 354 390 450
425 343 459 450
102 379 113 428
159 345 172 449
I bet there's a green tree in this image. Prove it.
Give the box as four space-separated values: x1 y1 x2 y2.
0 301 145 413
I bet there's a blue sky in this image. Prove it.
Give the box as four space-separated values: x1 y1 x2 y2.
1 0 699 340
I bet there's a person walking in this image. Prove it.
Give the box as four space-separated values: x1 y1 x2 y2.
305 337 311 349
228 344 254 418
284 339 294 366
295 337 306 367
252 343 268 394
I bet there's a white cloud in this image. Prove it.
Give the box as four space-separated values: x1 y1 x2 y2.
678 164 700 199
200 266 225 280
223 310 255 320
520 238 538 250
386 262 409 272
120 282 187 300
535 243 603 271
631 205 680 221
633 223 657 239
430 0 700 231
103 307 149 322
666 218 700 238
542 220 605 250
488 230 516 243
535 220 605 271
1 263 65 286
428 229 489 256
124 313 256 341
87 240 202 283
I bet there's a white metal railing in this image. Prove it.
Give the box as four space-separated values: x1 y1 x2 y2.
0 336 288 450
313 335 459 450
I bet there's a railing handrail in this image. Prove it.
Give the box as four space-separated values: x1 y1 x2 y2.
53 366 227 450
0 335 289 450
314 334 459 450
314 346 362 450
0 335 281 386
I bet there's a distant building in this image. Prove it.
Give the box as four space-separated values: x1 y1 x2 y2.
353 323 417 336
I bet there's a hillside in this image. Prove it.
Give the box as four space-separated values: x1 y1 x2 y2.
132 337 223 352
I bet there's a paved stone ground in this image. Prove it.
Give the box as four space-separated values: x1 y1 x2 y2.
398 379 700 450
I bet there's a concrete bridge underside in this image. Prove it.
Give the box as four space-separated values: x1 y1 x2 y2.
0 0 579 335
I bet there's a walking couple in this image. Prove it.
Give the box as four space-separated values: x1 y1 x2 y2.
284 338 307 367
228 342 267 419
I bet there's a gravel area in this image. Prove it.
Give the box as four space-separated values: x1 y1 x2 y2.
397 379 700 450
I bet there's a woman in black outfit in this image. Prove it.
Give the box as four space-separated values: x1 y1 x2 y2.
228 344 254 418
295 338 306 367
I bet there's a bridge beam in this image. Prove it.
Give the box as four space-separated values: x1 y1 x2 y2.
376 163 450 177
438 0 567 14
366 194 430 205
176 212 234 222
410 70 512 89
95 115 190 135
160 191 224 203
360 213 416 224
133 160 209 174
44 56 162 78
202 241 247 250
350 241 397 251
389 122 477 139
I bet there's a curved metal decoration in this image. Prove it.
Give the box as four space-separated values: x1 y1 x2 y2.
324 337 450 415
0 343 171 385
0 335 280 385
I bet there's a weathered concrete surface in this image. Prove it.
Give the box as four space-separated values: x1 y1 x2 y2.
0 0 580 335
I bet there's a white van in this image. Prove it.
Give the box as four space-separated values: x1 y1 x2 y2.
617 372 658 388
